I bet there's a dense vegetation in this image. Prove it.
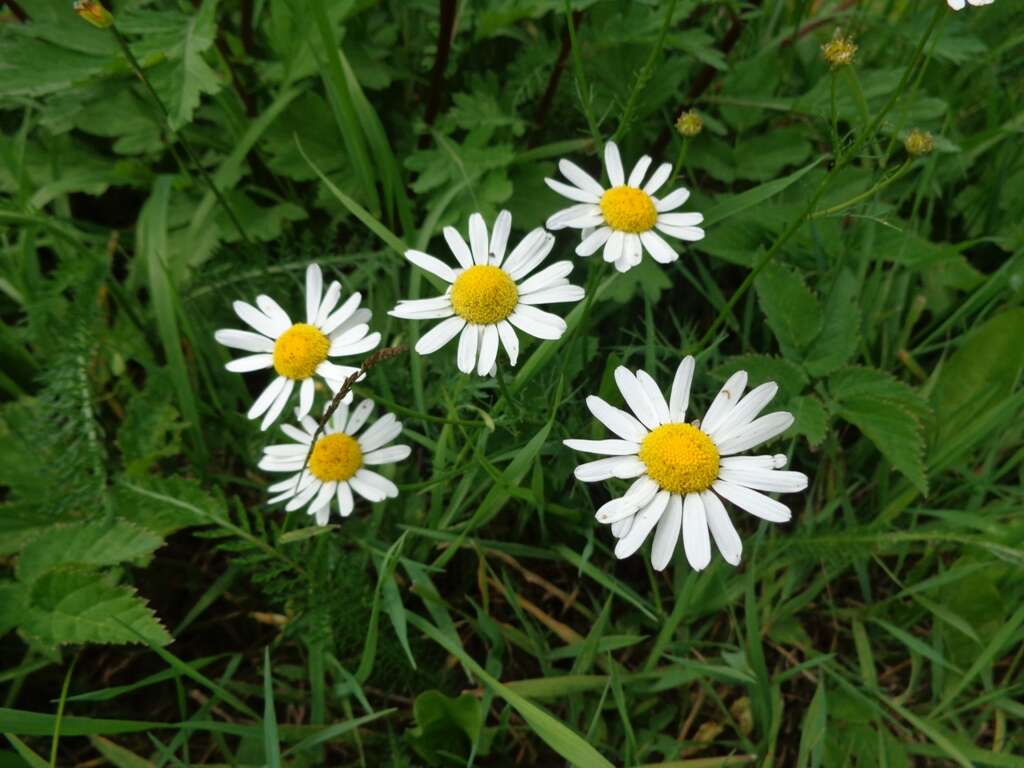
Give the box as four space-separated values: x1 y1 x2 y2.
1 0 1022 765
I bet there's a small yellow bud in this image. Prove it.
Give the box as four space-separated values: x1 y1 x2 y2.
904 129 935 157
821 29 857 69
73 0 114 28
675 109 704 138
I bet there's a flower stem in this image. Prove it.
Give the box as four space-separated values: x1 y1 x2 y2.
564 0 603 153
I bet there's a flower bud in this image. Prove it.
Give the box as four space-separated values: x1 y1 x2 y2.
73 0 114 28
675 109 704 138
904 129 935 157
821 29 857 69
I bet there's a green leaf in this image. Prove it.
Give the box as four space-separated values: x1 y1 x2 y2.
829 367 930 421
409 614 615 768
21 567 171 647
804 269 861 377
754 261 823 352
796 678 827 768
833 395 927 494
733 127 814 182
408 690 491 765
702 158 822 227
788 395 829 447
112 476 218 537
16 520 163 583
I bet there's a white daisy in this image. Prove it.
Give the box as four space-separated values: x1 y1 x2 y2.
544 140 705 273
259 400 410 526
564 357 808 571
214 264 380 431
947 0 993 9
388 210 585 376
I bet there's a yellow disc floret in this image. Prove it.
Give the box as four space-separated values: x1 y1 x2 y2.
600 186 658 233
273 323 330 380
639 423 720 495
309 433 363 482
450 265 519 325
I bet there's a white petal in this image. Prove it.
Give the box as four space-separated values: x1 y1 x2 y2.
650 493 683 571
490 210 513 264
546 203 601 230
565 213 605 229
585 395 649 442
627 155 652 188
595 495 643 525
363 444 411 465
443 226 474 269
682 492 711 571
639 231 678 264
320 293 362 335
215 329 274 353
611 515 634 539
477 324 499 376
389 298 455 320
406 250 457 282
712 480 792 523
468 213 489 266
351 468 398 501
709 382 779 442
517 261 573 294
658 212 704 227
720 454 788 471
655 223 705 242
717 468 808 494
345 399 375 434
261 378 295 430
604 141 625 186
248 376 287 420
331 308 371 337
330 331 380 357
654 187 691 212
315 282 342 326
544 177 600 203
298 377 315 418
636 370 671 426
505 231 556 281
255 295 292 331
285 480 321 512
623 233 643 266
233 300 282 338
716 412 795 455
225 353 273 373
416 316 466 355
496 320 519 366
507 305 566 340
603 230 625 264
314 503 332 527
317 361 360 387
305 264 323 324
614 367 660 430
519 285 585 305
669 356 695 422
614 253 634 273
457 324 480 374
948 0 965 8
262 444 308 458
281 424 312 444
615 490 670 559
310 481 336 516
573 455 645 482
358 414 403 453
702 490 742 566
559 158 605 195
642 163 672 195
576 227 612 257
328 323 369 353
700 371 748 435
337 482 355 517
563 438 640 456
329 401 349 432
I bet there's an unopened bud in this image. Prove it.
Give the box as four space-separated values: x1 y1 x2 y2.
822 29 857 69
73 0 114 27
675 109 704 138
904 129 935 157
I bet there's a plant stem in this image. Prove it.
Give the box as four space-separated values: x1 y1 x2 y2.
613 0 679 143
564 0 603 153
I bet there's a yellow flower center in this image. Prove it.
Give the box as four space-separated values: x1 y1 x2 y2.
309 433 363 483
600 186 658 233
639 423 720 495
450 265 519 325
273 323 330 380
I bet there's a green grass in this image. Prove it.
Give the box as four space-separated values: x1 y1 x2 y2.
1 0 1023 765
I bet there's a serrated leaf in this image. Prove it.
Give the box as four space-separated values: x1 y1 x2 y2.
829 366 930 421
22 567 171 646
714 354 809 398
16 520 164 584
754 261 823 352
113 475 218 537
0 581 29 638
835 395 927 494
788 395 829 447
804 269 861 377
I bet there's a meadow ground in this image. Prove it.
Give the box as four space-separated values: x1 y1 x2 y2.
1 0 1023 766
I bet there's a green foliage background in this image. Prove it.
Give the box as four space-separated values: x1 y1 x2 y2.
1 0 1023 765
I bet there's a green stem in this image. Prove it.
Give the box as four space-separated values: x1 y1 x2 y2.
808 160 913 220
613 0 679 143
110 26 250 244
564 0 603 152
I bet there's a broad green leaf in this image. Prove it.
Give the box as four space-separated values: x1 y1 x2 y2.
834 395 927 494
112 476 218 537
754 261 823 352
408 690 491 764
787 395 829 447
22 567 171 647
829 367 930 421
804 269 861 377
796 679 827 768
733 128 814 182
702 158 822 227
16 520 163 583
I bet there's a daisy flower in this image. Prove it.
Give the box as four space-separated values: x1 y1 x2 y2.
259 400 410 526
214 264 380 430
564 357 808 571
544 140 704 273
389 211 585 376
947 0 993 9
